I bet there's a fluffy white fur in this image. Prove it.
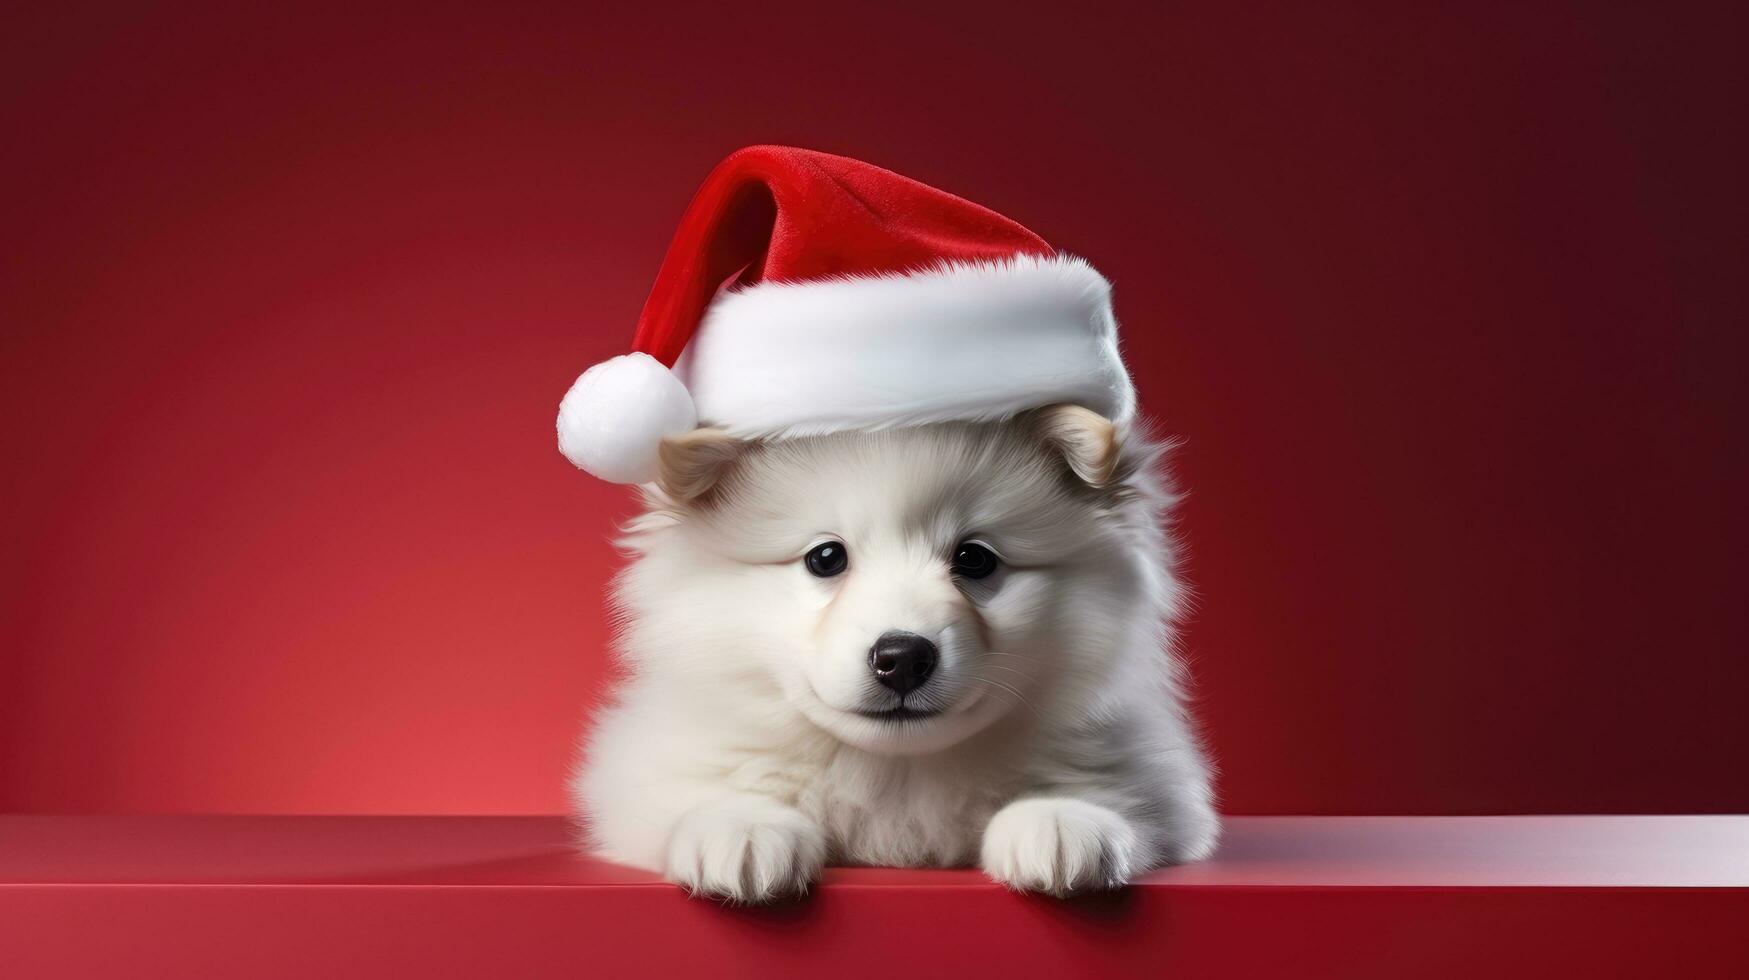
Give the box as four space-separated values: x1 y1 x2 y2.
557 255 1134 484
573 408 1217 901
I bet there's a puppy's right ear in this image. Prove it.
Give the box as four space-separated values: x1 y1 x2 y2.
656 428 748 505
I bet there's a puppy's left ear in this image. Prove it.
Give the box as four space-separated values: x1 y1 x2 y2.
1035 404 1121 488
656 428 748 505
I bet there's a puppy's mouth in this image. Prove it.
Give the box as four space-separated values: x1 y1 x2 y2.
852 705 943 722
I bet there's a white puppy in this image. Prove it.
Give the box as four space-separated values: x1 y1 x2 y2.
573 404 1217 901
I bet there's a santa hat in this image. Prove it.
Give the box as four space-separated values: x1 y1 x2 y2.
557 145 1134 484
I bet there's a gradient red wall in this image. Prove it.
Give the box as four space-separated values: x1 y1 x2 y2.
3 2 1744 816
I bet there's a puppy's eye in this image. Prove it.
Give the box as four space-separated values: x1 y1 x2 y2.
804 541 849 578
951 542 999 580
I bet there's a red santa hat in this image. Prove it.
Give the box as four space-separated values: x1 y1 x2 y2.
557 145 1134 484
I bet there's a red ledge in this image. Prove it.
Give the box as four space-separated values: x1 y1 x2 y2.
3 815 1746 977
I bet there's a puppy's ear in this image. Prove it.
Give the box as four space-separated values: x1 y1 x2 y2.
1035 404 1121 488
656 428 748 505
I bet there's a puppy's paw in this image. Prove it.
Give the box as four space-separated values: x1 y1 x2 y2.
980 797 1139 896
1164 805 1221 864
665 796 826 903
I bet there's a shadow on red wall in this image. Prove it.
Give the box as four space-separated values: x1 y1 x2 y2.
2 2 1744 815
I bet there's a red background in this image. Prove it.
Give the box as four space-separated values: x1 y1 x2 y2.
2 2 1743 817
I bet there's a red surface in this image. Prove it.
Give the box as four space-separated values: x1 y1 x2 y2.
2 3 1746 817
5 815 1748 888
2 816 1746 978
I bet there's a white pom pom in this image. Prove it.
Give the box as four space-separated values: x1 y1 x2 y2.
556 352 697 484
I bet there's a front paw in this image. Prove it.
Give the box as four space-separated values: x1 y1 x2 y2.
665 796 826 903
980 797 1139 896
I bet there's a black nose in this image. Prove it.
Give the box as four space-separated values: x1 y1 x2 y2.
869 631 938 696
